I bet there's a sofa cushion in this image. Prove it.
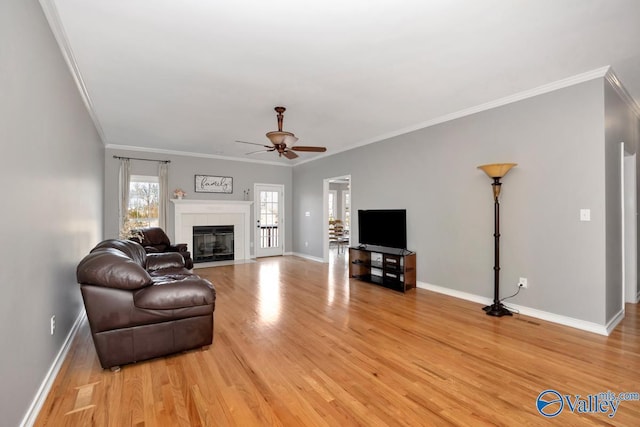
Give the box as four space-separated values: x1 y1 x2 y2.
146 253 185 271
133 278 216 310
77 248 153 290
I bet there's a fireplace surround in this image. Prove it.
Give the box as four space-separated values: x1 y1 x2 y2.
171 200 253 264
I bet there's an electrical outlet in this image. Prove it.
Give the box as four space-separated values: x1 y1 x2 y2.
305 241 309 247
519 277 528 289
50 315 56 335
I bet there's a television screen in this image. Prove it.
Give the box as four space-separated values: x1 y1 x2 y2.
358 209 407 249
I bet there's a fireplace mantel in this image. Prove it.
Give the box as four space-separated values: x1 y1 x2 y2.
171 200 253 263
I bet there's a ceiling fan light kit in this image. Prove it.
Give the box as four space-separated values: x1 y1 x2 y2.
266 131 297 146
235 106 327 160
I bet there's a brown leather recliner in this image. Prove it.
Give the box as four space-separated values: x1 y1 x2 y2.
130 227 194 269
76 239 215 369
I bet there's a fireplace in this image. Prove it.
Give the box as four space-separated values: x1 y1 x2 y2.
172 200 252 263
193 225 234 263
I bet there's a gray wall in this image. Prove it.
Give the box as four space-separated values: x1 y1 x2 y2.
105 148 293 254
0 1 104 425
293 79 610 324
604 79 640 321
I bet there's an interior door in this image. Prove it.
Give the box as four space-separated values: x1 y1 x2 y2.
255 183 284 257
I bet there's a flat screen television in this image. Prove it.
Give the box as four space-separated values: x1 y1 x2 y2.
358 209 407 249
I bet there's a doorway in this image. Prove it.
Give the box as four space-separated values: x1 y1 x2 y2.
255 183 284 258
323 175 351 263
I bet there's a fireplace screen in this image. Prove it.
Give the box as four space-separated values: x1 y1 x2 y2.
193 225 234 263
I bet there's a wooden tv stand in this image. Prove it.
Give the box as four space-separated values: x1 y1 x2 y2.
349 245 416 292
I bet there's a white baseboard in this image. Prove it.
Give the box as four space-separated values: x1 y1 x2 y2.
193 259 256 268
20 310 86 427
417 281 611 336
606 309 625 335
291 252 324 263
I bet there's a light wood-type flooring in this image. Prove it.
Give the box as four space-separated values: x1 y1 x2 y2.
35 255 640 426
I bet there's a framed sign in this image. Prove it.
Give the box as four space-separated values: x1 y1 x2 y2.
194 175 233 193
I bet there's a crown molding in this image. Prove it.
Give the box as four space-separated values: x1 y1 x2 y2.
39 0 106 143
105 144 293 167
107 66 626 168
605 67 640 119
295 66 612 166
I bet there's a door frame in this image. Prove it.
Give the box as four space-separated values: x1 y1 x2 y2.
254 183 285 257
621 143 638 304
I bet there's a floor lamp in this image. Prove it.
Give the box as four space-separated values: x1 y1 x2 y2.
477 163 517 317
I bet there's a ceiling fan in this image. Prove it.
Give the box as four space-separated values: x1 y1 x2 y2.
236 106 327 159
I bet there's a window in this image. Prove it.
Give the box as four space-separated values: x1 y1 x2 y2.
328 190 337 220
343 191 350 230
127 175 159 228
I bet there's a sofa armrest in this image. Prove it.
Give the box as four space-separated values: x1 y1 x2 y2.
133 278 216 310
77 248 152 290
173 243 189 253
81 284 137 332
146 253 185 271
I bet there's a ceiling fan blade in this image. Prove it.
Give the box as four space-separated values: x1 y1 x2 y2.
283 150 299 159
245 149 273 155
290 146 327 152
235 140 270 148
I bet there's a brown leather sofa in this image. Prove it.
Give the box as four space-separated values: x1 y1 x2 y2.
76 239 215 369
130 227 194 269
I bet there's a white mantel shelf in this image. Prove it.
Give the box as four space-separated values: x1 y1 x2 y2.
171 199 254 206
171 199 254 262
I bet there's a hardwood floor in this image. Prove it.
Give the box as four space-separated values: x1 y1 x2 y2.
35 255 640 426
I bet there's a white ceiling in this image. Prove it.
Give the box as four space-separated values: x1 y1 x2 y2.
48 0 640 165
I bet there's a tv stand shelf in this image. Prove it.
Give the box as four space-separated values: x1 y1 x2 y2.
349 246 416 292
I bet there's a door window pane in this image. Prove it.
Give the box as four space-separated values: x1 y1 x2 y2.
259 190 279 248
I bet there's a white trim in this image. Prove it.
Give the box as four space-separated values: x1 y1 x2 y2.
605 68 640 119
606 309 625 335
106 144 292 167
417 281 492 306
38 0 106 143
295 66 612 166
292 252 324 263
192 259 255 269
108 68 614 168
416 281 612 336
20 310 86 427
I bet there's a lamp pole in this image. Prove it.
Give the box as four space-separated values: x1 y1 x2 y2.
477 163 517 317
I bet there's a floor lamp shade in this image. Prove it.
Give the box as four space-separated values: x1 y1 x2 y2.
477 163 517 179
478 162 517 317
